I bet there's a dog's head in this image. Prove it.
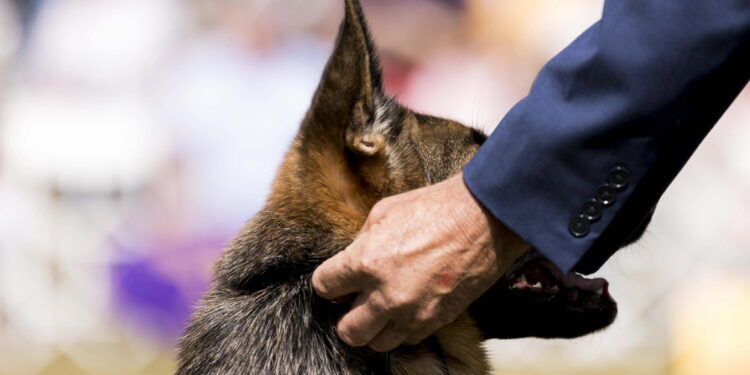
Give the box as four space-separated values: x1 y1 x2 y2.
284 0 484 207
279 0 617 340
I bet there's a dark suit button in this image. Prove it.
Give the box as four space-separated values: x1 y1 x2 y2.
608 166 629 190
596 184 617 206
569 215 591 238
581 199 603 222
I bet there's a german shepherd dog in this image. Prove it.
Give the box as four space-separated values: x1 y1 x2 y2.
177 1 622 374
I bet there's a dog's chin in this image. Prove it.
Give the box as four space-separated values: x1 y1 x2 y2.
469 250 617 339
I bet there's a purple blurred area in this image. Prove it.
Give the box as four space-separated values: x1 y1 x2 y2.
0 1 748 374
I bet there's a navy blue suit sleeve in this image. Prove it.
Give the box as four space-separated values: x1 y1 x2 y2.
464 0 750 274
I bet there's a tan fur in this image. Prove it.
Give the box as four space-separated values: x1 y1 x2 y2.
270 0 490 370
387 313 490 375
435 314 491 375
177 1 492 373
269 1 491 370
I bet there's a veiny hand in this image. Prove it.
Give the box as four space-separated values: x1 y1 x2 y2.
312 172 529 352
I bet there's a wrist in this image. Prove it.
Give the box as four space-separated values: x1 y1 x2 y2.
452 172 530 272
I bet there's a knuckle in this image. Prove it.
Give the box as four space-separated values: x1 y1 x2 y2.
412 310 440 330
394 313 424 333
389 291 418 310
367 294 389 315
372 291 414 316
356 254 379 276
384 300 405 313
372 293 417 319
410 313 430 328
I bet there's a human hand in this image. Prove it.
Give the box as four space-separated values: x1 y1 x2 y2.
311 172 529 352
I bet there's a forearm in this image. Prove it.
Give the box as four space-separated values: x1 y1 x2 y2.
465 0 750 273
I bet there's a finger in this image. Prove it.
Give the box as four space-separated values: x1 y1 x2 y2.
312 249 365 300
336 293 389 347
367 321 412 352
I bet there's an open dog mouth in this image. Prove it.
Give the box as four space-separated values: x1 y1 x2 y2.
469 249 617 339
507 257 613 303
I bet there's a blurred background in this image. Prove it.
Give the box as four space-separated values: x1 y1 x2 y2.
0 0 748 374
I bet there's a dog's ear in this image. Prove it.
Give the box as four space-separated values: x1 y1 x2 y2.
301 0 394 156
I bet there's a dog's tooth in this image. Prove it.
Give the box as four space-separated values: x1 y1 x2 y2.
531 281 542 289
594 288 604 295
512 274 529 289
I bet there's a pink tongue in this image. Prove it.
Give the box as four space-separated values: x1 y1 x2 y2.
561 273 607 292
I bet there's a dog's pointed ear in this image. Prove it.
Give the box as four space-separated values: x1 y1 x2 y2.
302 0 391 156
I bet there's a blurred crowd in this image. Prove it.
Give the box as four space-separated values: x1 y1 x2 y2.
0 1 748 374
